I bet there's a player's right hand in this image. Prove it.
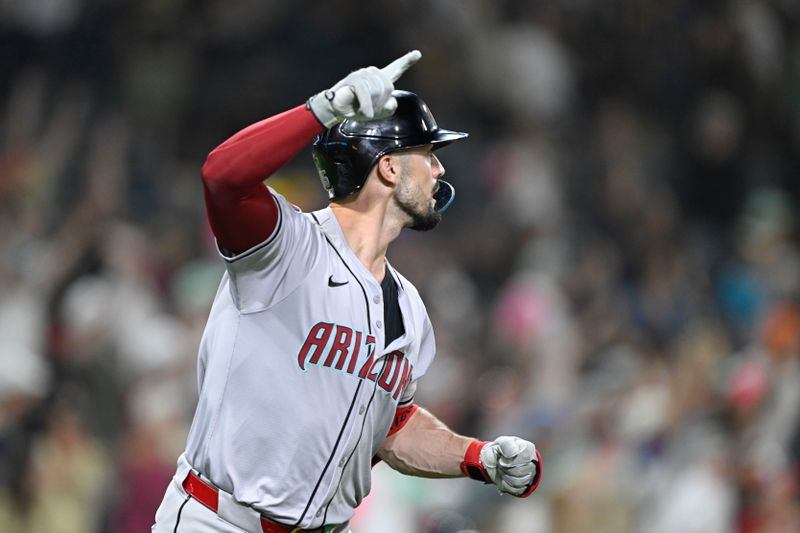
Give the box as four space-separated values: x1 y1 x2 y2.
307 50 422 128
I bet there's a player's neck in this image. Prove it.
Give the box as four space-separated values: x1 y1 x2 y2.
330 200 402 283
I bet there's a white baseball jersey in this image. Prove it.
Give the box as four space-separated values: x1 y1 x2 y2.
183 188 436 529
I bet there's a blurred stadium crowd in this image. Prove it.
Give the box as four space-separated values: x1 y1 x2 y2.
2 1 800 532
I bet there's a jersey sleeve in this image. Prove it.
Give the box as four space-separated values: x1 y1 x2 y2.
395 312 435 406
219 188 322 313
397 380 417 406
411 313 436 382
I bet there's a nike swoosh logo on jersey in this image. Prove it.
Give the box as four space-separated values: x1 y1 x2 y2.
328 275 349 287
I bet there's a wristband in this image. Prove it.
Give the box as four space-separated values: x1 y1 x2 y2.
460 440 492 483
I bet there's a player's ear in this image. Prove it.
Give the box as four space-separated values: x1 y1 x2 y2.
376 153 402 187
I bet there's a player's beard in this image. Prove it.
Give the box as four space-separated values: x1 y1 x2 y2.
395 168 442 232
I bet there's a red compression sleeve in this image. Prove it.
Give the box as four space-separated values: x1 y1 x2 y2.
386 404 419 438
201 104 324 253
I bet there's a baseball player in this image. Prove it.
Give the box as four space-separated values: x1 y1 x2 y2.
152 51 541 533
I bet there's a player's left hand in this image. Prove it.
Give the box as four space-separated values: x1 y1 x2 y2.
482 436 539 496
461 436 542 497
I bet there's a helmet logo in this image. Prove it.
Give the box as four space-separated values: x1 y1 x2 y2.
312 151 335 195
319 169 332 193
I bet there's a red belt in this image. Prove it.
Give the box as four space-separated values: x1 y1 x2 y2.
182 471 326 533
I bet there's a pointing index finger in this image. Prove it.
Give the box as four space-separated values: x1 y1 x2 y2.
381 50 422 83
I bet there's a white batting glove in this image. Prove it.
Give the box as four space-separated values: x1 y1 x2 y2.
307 50 422 127
461 436 542 498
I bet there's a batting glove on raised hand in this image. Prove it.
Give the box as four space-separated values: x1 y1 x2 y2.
460 436 542 497
307 50 422 127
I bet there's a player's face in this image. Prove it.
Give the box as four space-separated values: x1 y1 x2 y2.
394 146 445 231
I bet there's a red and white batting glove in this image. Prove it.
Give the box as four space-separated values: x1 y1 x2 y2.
307 50 422 127
460 436 542 497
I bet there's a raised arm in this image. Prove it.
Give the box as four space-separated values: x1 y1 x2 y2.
200 51 422 254
201 105 321 254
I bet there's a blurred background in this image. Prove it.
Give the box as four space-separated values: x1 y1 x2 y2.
1 0 800 532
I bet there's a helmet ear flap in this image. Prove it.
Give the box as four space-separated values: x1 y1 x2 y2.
312 147 337 199
332 159 355 197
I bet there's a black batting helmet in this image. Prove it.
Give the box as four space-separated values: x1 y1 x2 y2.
311 90 468 213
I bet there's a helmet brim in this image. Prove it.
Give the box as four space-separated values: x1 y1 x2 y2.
430 129 469 149
374 128 468 164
